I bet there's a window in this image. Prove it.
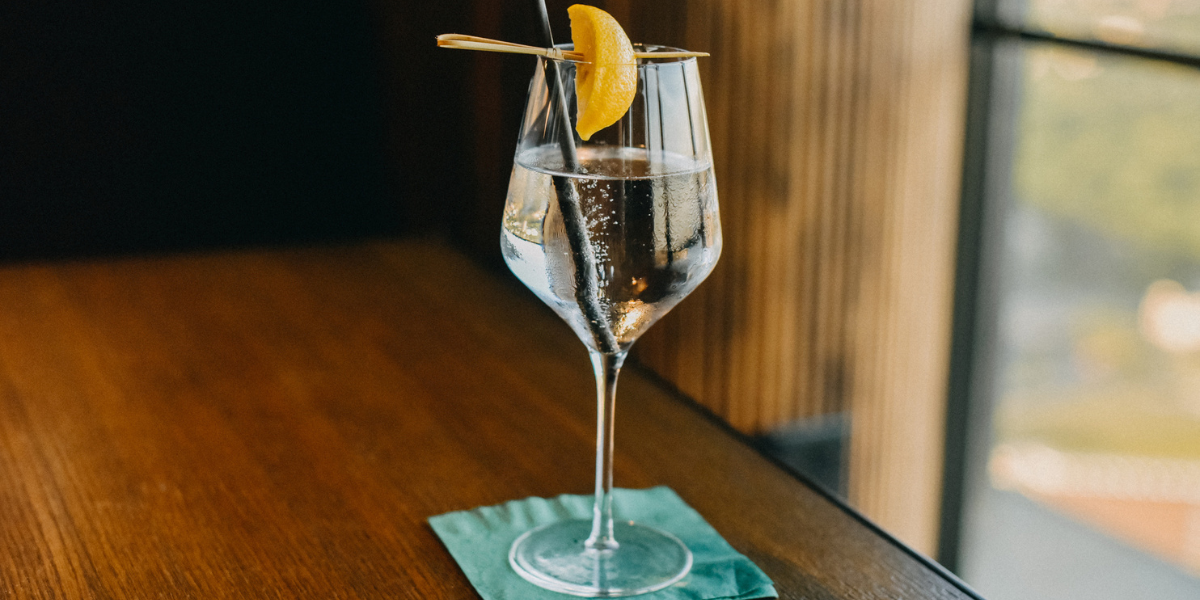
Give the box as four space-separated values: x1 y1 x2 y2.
946 2 1200 598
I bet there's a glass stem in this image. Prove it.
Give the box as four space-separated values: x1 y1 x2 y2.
585 350 626 552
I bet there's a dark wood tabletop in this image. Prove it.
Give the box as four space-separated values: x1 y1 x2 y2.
0 238 980 599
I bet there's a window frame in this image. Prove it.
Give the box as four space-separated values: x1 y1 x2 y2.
939 0 1200 574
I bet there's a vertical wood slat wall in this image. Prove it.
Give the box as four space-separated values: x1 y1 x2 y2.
633 0 971 554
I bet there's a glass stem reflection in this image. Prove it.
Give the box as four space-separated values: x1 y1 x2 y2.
586 350 627 552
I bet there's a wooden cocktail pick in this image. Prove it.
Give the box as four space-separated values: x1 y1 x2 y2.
436 34 709 62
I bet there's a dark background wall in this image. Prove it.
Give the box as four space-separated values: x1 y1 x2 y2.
1 0 456 261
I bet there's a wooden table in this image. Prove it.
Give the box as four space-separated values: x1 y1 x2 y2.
0 238 980 599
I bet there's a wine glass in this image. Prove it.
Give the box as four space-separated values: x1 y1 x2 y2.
501 46 721 597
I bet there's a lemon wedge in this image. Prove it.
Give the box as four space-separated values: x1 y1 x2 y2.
568 5 637 141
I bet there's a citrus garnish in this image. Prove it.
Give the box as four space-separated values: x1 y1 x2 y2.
568 5 636 141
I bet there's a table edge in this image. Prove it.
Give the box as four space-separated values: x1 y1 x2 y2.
629 363 986 600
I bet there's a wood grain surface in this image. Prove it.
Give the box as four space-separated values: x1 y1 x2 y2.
0 239 978 599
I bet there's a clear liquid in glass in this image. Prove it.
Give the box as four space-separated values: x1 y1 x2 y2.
501 145 721 352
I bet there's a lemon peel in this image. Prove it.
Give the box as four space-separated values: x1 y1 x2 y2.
568 5 637 141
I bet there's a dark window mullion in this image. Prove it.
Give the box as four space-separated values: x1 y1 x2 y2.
974 21 1200 69
939 33 1024 574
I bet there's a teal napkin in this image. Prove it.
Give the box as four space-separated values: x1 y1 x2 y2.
428 487 777 600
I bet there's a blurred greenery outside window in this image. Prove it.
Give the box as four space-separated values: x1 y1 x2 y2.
958 1 1200 597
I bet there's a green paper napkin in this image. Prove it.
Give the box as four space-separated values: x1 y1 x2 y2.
428 487 777 600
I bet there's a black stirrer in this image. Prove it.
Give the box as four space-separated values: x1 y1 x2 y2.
531 0 618 354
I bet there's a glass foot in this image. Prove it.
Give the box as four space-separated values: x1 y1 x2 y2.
509 519 692 597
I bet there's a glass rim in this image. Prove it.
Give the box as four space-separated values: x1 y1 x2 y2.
542 43 700 67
